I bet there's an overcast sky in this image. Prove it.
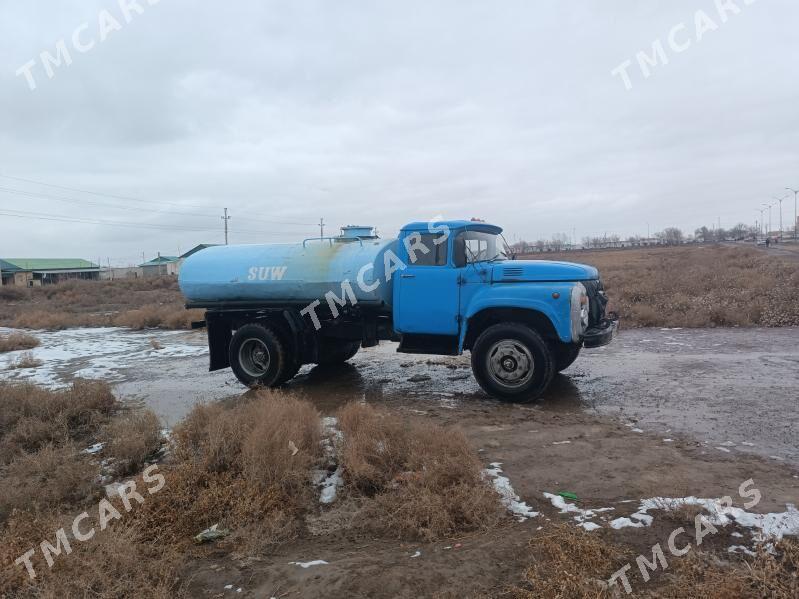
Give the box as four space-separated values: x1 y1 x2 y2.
1 0 797 264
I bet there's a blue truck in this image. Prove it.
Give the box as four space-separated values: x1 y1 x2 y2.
179 220 617 402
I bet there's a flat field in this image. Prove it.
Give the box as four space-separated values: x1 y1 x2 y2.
523 244 799 328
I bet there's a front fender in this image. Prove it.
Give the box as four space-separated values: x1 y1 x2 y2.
460 282 578 349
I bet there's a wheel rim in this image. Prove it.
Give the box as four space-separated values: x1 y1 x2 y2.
485 339 534 389
239 338 271 378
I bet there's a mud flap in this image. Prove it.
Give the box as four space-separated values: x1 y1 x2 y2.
206 313 232 371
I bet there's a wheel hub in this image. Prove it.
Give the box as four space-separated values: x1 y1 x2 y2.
239 338 271 378
486 340 534 388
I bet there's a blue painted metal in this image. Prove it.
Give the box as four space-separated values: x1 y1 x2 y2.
179 237 398 307
181 219 601 350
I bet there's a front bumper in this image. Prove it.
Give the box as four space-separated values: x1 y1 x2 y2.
582 314 618 348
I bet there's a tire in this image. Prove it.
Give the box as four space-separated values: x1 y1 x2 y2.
470 323 555 402
229 323 289 387
317 340 360 366
554 343 581 372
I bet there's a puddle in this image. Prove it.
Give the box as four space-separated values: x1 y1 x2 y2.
2 325 797 464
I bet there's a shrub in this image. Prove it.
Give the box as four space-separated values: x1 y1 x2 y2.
102 410 163 476
0 443 99 522
337 403 504 540
0 381 117 465
0 332 40 353
7 351 42 369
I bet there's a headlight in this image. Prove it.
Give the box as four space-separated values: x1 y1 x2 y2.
570 282 589 341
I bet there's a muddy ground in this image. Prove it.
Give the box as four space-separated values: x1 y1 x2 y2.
108 326 799 466
3 325 798 596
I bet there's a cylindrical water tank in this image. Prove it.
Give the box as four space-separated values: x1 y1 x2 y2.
179 236 399 309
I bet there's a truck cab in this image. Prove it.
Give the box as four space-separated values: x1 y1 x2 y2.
181 219 617 402
390 220 616 400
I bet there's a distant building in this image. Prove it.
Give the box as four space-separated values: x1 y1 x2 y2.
0 258 100 287
139 255 180 277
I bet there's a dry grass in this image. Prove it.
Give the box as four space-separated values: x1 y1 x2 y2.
0 444 99 522
525 245 799 328
336 403 504 541
0 510 185 598
0 381 116 465
0 333 40 353
656 539 799 598
6 352 43 369
0 383 186 597
0 276 202 331
505 523 631 598
134 390 321 548
102 410 163 476
505 522 798 598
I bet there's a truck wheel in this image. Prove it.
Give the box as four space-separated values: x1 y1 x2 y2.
471 323 554 402
229 323 288 387
317 340 360 366
554 343 581 372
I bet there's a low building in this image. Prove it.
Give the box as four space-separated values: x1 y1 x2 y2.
139 255 180 277
0 258 100 287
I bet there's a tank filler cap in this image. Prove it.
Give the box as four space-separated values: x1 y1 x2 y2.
340 225 377 239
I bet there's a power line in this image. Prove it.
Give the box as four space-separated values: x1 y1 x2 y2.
0 174 320 226
0 208 315 236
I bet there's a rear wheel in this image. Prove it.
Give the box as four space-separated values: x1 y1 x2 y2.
229 323 289 387
471 323 555 402
317 340 360 366
554 343 581 372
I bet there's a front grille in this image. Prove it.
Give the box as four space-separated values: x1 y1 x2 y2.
582 280 608 327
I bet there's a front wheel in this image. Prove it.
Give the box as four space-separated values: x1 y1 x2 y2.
229 323 289 387
554 343 581 372
471 323 555 402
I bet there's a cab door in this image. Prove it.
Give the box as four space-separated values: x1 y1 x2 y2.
395 232 460 335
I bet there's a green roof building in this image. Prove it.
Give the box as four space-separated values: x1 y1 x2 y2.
0 258 100 287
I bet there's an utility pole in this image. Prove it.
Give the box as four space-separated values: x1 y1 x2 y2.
319 217 325 239
762 203 772 236
786 188 799 240
221 208 231 245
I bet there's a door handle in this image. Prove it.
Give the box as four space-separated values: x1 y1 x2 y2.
400 274 415 279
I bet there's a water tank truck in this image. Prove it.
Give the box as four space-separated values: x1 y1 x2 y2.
179 220 617 401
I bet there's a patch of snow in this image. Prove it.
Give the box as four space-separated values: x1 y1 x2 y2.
728 545 756 557
740 442 755 447
318 467 343 504
630 428 644 433
84 442 104 454
483 463 539 521
289 560 328 568
715 446 732 453
731 531 744 538
663 438 673 443
632 498 799 541
410 550 421 558
543 492 615 528
552 440 571 445
0 326 206 387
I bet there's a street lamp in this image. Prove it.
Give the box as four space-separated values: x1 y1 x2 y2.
786 187 799 240
772 195 789 239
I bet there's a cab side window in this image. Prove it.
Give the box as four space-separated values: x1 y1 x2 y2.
410 233 448 266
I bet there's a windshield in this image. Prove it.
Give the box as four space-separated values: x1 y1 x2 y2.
458 231 507 264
